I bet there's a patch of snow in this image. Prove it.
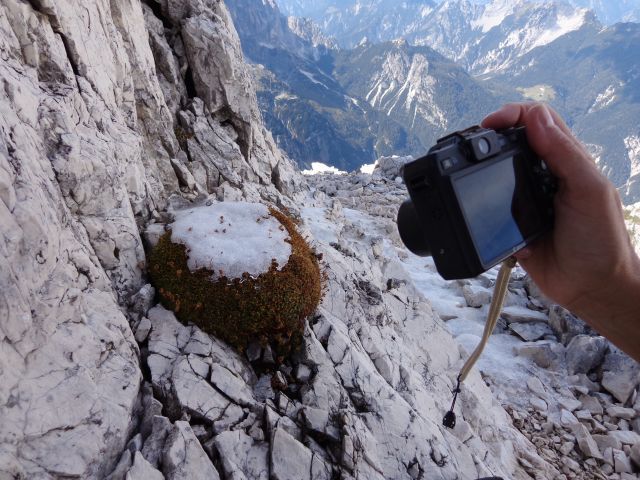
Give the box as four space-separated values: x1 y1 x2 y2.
365 51 445 128
400 250 548 407
531 10 589 49
170 202 291 280
401 254 469 320
471 0 516 33
302 162 347 175
300 206 344 247
360 161 378 174
357 36 369 46
625 135 640 177
420 5 434 18
299 69 329 90
275 92 299 101
589 85 616 113
625 202 640 254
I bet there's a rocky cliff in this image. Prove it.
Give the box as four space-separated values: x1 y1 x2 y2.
0 1 589 479
0 0 298 476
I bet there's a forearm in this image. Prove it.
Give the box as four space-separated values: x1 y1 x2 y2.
568 254 640 362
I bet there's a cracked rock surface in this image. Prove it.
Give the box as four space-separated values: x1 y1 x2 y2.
1 0 296 477
306 167 640 479
4 0 635 479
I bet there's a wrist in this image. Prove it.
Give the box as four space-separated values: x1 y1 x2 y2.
569 253 640 361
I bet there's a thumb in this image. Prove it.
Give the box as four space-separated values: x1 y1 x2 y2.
524 104 597 181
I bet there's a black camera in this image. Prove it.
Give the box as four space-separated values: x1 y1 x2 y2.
397 126 556 280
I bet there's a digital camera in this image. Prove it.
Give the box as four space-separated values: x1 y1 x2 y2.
397 126 556 280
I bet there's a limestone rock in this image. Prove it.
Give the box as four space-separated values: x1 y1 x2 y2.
126 452 164 480
210 364 255 407
601 348 640 404
270 428 331 480
214 430 269 480
135 317 153 343
607 406 637 420
579 394 604 415
509 322 554 342
163 421 220 480
462 284 492 307
572 423 603 459
593 434 623 452
608 430 640 445
372 155 413 180
565 335 608 375
548 305 589 345
630 443 640 467
0 0 300 476
613 448 633 473
514 340 565 369
170 356 245 429
501 306 549 324
141 415 173 468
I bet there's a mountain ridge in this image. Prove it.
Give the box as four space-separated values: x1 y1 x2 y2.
252 0 640 202
226 0 505 170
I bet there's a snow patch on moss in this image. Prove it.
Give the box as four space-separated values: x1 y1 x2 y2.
170 202 291 280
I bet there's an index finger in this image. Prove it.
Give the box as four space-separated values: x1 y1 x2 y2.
481 102 574 138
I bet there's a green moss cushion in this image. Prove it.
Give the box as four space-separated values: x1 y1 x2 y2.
148 202 322 360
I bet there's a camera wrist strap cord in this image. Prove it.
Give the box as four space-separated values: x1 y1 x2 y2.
443 256 517 429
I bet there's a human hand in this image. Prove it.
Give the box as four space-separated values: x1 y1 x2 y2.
482 102 640 360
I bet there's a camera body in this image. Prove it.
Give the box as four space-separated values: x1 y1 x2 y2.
398 126 556 280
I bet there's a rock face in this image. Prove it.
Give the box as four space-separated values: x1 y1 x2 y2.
0 0 297 477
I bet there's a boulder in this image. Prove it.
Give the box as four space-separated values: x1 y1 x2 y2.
509 322 553 342
548 305 589 345
601 348 640 404
572 424 602 460
163 421 221 480
462 284 492 308
565 335 608 375
606 406 637 420
514 340 565 369
126 452 164 480
501 306 549 324
630 443 640 468
214 430 269 480
372 155 413 180
270 428 331 480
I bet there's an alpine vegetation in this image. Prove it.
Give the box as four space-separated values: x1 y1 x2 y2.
149 202 322 358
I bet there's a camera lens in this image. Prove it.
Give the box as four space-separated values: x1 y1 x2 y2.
477 137 490 155
397 200 431 257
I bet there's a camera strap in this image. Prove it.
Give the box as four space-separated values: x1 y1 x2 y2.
443 256 517 429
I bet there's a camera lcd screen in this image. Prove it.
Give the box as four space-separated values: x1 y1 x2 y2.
453 156 543 266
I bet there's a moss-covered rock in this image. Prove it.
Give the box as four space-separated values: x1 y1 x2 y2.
148 202 322 360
